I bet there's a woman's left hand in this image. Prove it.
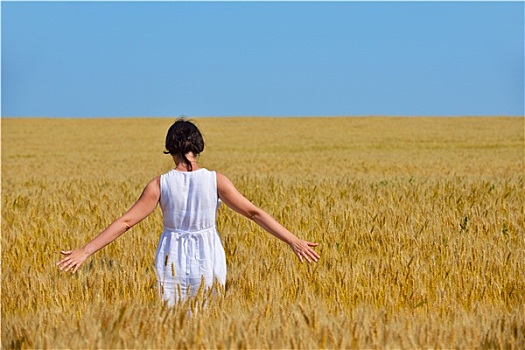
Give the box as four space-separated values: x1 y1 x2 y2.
57 248 90 273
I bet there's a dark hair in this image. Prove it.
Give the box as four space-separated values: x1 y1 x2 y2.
164 118 204 171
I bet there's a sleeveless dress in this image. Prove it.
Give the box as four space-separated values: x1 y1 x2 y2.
155 168 227 306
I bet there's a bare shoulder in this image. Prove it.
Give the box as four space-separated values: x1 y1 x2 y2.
144 176 161 193
149 175 161 186
216 172 231 185
215 172 236 192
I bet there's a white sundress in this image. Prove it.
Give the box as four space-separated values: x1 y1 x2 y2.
155 168 227 306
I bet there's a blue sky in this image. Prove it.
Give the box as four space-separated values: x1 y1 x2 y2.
2 1 523 117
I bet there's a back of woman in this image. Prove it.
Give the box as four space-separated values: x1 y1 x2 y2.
160 169 219 232
156 168 227 306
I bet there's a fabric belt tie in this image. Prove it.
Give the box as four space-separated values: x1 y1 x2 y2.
162 227 215 260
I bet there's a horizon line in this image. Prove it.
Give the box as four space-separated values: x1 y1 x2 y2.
2 115 524 119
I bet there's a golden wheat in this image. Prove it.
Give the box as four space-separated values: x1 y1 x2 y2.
2 117 524 349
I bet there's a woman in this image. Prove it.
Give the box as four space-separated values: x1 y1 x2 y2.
57 118 320 306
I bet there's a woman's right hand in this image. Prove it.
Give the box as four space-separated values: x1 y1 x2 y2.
289 238 320 263
57 248 90 273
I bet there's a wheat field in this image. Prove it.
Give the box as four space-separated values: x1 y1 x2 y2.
2 117 524 349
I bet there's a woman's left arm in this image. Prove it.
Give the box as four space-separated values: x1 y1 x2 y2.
57 176 161 273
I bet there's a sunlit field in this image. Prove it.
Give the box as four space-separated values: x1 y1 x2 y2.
2 117 524 348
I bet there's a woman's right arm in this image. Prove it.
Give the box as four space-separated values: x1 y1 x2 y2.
216 172 319 263
57 176 161 273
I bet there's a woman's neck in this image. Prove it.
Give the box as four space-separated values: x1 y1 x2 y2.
173 153 200 172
